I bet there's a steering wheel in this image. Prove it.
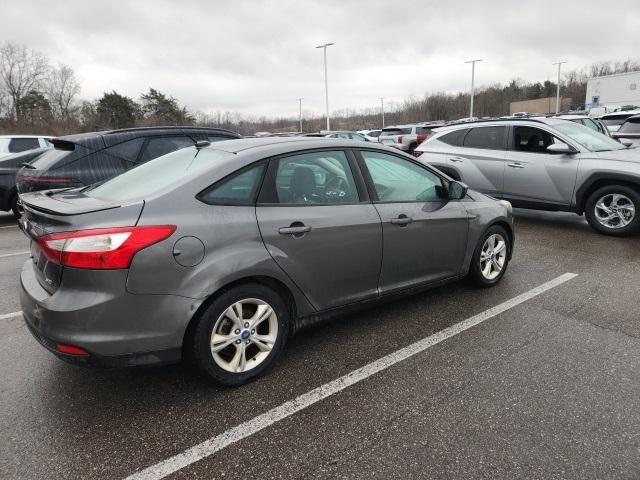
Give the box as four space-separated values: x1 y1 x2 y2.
324 176 349 203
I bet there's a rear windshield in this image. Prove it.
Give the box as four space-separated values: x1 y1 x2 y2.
601 114 632 126
87 147 234 202
381 128 412 135
618 119 640 134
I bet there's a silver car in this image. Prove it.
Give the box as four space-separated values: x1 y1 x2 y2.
19 138 513 385
416 118 640 236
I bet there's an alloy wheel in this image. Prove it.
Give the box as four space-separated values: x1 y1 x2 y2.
210 298 278 373
479 233 507 280
594 193 636 229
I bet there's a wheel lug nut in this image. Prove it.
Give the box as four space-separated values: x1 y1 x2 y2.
244 322 250 328
234 329 240 334
245 339 250 344
251 329 255 334
235 339 241 344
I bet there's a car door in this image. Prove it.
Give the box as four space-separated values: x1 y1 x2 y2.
503 125 580 208
356 149 469 294
256 149 382 311
451 125 508 197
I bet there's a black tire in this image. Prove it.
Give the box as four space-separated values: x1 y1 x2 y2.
190 283 290 386
10 193 20 219
468 225 511 288
585 185 640 237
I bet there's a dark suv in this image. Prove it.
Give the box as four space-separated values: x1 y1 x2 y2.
16 126 240 194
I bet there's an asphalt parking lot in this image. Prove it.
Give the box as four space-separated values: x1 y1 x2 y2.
1 209 639 480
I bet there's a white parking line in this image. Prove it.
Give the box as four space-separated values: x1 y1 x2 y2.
0 225 18 229
0 311 22 320
0 251 29 259
126 272 578 480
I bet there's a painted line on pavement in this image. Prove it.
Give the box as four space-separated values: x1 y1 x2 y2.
126 272 578 480
0 311 22 320
0 225 18 229
0 251 29 259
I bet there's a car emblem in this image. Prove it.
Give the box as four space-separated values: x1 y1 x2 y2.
240 329 251 340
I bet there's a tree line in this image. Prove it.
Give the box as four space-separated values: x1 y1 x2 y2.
1 42 639 136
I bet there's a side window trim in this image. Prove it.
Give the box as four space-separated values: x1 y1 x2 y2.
352 148 450 204
256 148 367 206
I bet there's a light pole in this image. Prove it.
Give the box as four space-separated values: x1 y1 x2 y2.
465 59 482 118
552 61 567 114
316 42 334 131
380 97 385 128
297 98 303 133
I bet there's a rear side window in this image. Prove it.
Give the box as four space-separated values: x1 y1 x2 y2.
9 138 40 153
438 129 469 146
138 136 194 163
619 119 640 134
463 126 506 150
105 138 144 162
198 163 265 205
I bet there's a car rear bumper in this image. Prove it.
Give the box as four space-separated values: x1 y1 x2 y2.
19 260 199 367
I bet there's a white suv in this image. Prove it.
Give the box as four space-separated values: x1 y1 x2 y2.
0 135 52 159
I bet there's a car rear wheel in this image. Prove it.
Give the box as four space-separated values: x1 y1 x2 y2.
190 283 290 386
468 225 511 288
585 185 640 236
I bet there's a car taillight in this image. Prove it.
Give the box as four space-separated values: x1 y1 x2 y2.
397 136 403 144
413 151 424 157
16 174 81 185
37 226 176 269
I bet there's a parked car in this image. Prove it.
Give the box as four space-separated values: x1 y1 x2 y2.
0 148 48 217
16 126 241 194
597 110 640 133
612 115 640 147
554 114 608 135
378 124 440 154
415 117 640 236
358 129 382 142
19 137 513 385
0 135 52 159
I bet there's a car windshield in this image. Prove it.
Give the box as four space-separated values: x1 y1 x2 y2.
87 147 234 201
554 122 627 152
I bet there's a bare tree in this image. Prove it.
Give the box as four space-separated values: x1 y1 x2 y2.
45 63 80 121
0 43 50 120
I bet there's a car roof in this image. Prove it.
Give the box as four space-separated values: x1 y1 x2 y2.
554 114 590 120
54 126 240 149
433 117 566 133
0 134 52 139
601 109 640 118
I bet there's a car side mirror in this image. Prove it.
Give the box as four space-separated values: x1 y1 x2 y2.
619 138 633 147
448 180 468 200
546 143 575 154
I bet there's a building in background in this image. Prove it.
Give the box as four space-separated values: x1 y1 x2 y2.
510 97 572 115
586 71 640 111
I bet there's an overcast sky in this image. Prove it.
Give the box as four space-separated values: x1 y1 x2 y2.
3 0 639 118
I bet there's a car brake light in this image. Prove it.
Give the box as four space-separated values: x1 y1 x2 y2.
16 174 81 184
56 343 89 356
37 226 176 269
397 136 403 144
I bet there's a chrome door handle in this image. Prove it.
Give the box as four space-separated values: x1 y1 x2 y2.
507 162 525 169
390 215 413 226
278 225 311 235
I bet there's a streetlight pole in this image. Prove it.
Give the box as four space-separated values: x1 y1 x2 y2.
552 61 567 114
316 42 334 131
297 98 303 133
380 97 385 128
465 59 482 118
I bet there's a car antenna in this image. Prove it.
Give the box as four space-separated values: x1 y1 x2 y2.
195 140 211 149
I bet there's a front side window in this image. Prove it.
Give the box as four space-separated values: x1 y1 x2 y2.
349 133 367 141
368 130 381 138
198 163 265 205
361 151 444 202
138 136 194 163
9 137 40 153
463 126 506 150
269 151 359 205
513 126 556 153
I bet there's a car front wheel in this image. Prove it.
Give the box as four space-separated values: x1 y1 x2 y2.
585 185 640 236
468 225 511 288
190 283 290 386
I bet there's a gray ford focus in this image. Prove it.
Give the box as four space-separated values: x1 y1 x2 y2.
19 137 514 385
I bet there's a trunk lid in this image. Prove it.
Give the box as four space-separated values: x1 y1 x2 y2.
20 190 144 294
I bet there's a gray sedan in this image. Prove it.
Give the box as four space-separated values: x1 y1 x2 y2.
19 138 513 385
